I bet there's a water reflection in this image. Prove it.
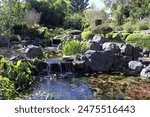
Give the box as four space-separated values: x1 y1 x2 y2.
25 75 93 100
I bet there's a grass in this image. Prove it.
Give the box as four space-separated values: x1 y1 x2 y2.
61 40 88 56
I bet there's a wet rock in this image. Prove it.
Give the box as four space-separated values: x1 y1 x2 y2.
118 43 133 56
73 35 82 41
140 64 150 78
34 59 47 75
102 42 120 53
91 36 104 44
87 42 102 51
45 47 58 54
0 36 10 47
128 61 143 73
25 45 43 58
84 50 115 72
62 56 74 62
52 38 62 46
132 45 143 60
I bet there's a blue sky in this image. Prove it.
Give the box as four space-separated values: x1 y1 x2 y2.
89 0 105 10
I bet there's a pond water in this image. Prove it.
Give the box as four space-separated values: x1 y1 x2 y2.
25 73 94 100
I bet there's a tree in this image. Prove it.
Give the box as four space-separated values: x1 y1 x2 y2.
0 0 29 34
70 0 89 13
28 0 68 27
84 9 108 29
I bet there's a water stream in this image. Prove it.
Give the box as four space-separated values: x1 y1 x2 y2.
24 58 94 100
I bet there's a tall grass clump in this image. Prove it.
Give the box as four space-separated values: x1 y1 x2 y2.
62 40 88 55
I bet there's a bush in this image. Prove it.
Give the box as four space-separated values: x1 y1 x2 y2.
81 31 93 39
115 25 123 31
0 58 36 91
121 33 130 41
0 76 16 99
126 34 150 49
92 25 113 36
136 21 149 30
61 40 88 55
106 32 113 39
123 22 133 32
63 13 83 30
0 0 28 34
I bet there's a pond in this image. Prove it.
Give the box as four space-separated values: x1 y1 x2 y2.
24 73 150 100
24 73 94 100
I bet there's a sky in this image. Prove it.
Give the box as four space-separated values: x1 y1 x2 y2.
89 0 105 10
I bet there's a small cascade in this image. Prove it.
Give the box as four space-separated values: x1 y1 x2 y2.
45 58 75 79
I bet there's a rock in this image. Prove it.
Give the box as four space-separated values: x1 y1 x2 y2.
128 61 143 73
25 45 43 58
84 50 115 72
45 47 58 54
0 36 10 47
143 49 150 57
118 43 133 56
23 36 31 41
63 34 73 42
132 45 143 60
87 42 102 51
140 65 150 78
34 59 47 75
73 35 82 41
62 56 74 62
102 42 120 53
73 61 88 73
91 36 104 44
52 38 62 46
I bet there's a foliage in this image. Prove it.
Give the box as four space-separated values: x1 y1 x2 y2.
63 13 83 30
135 21 149 30
0 58 36 91
121 33 130 41
81 31 93 39
83 9 108 29
28 0 68 27
126 34 150 49
123 22 133 32
92 24 113 36
70 0 89 13
114 25 123 31
0 0 29 34
61 40 88 55
24 9 41 26
0 75 16 99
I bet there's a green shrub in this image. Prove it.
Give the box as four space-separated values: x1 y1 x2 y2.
63 13 83 30
92 25 113 36
81 31 93 39
0 0 28 34
0 58 36 91
67 30 81 35
115 25 123 31
112 33 118 39
121 33 130 41
123 22 133 32
61 40 88 55
0 76 16 99
126 34 150 49
106 32 113 39
136 21 149 30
